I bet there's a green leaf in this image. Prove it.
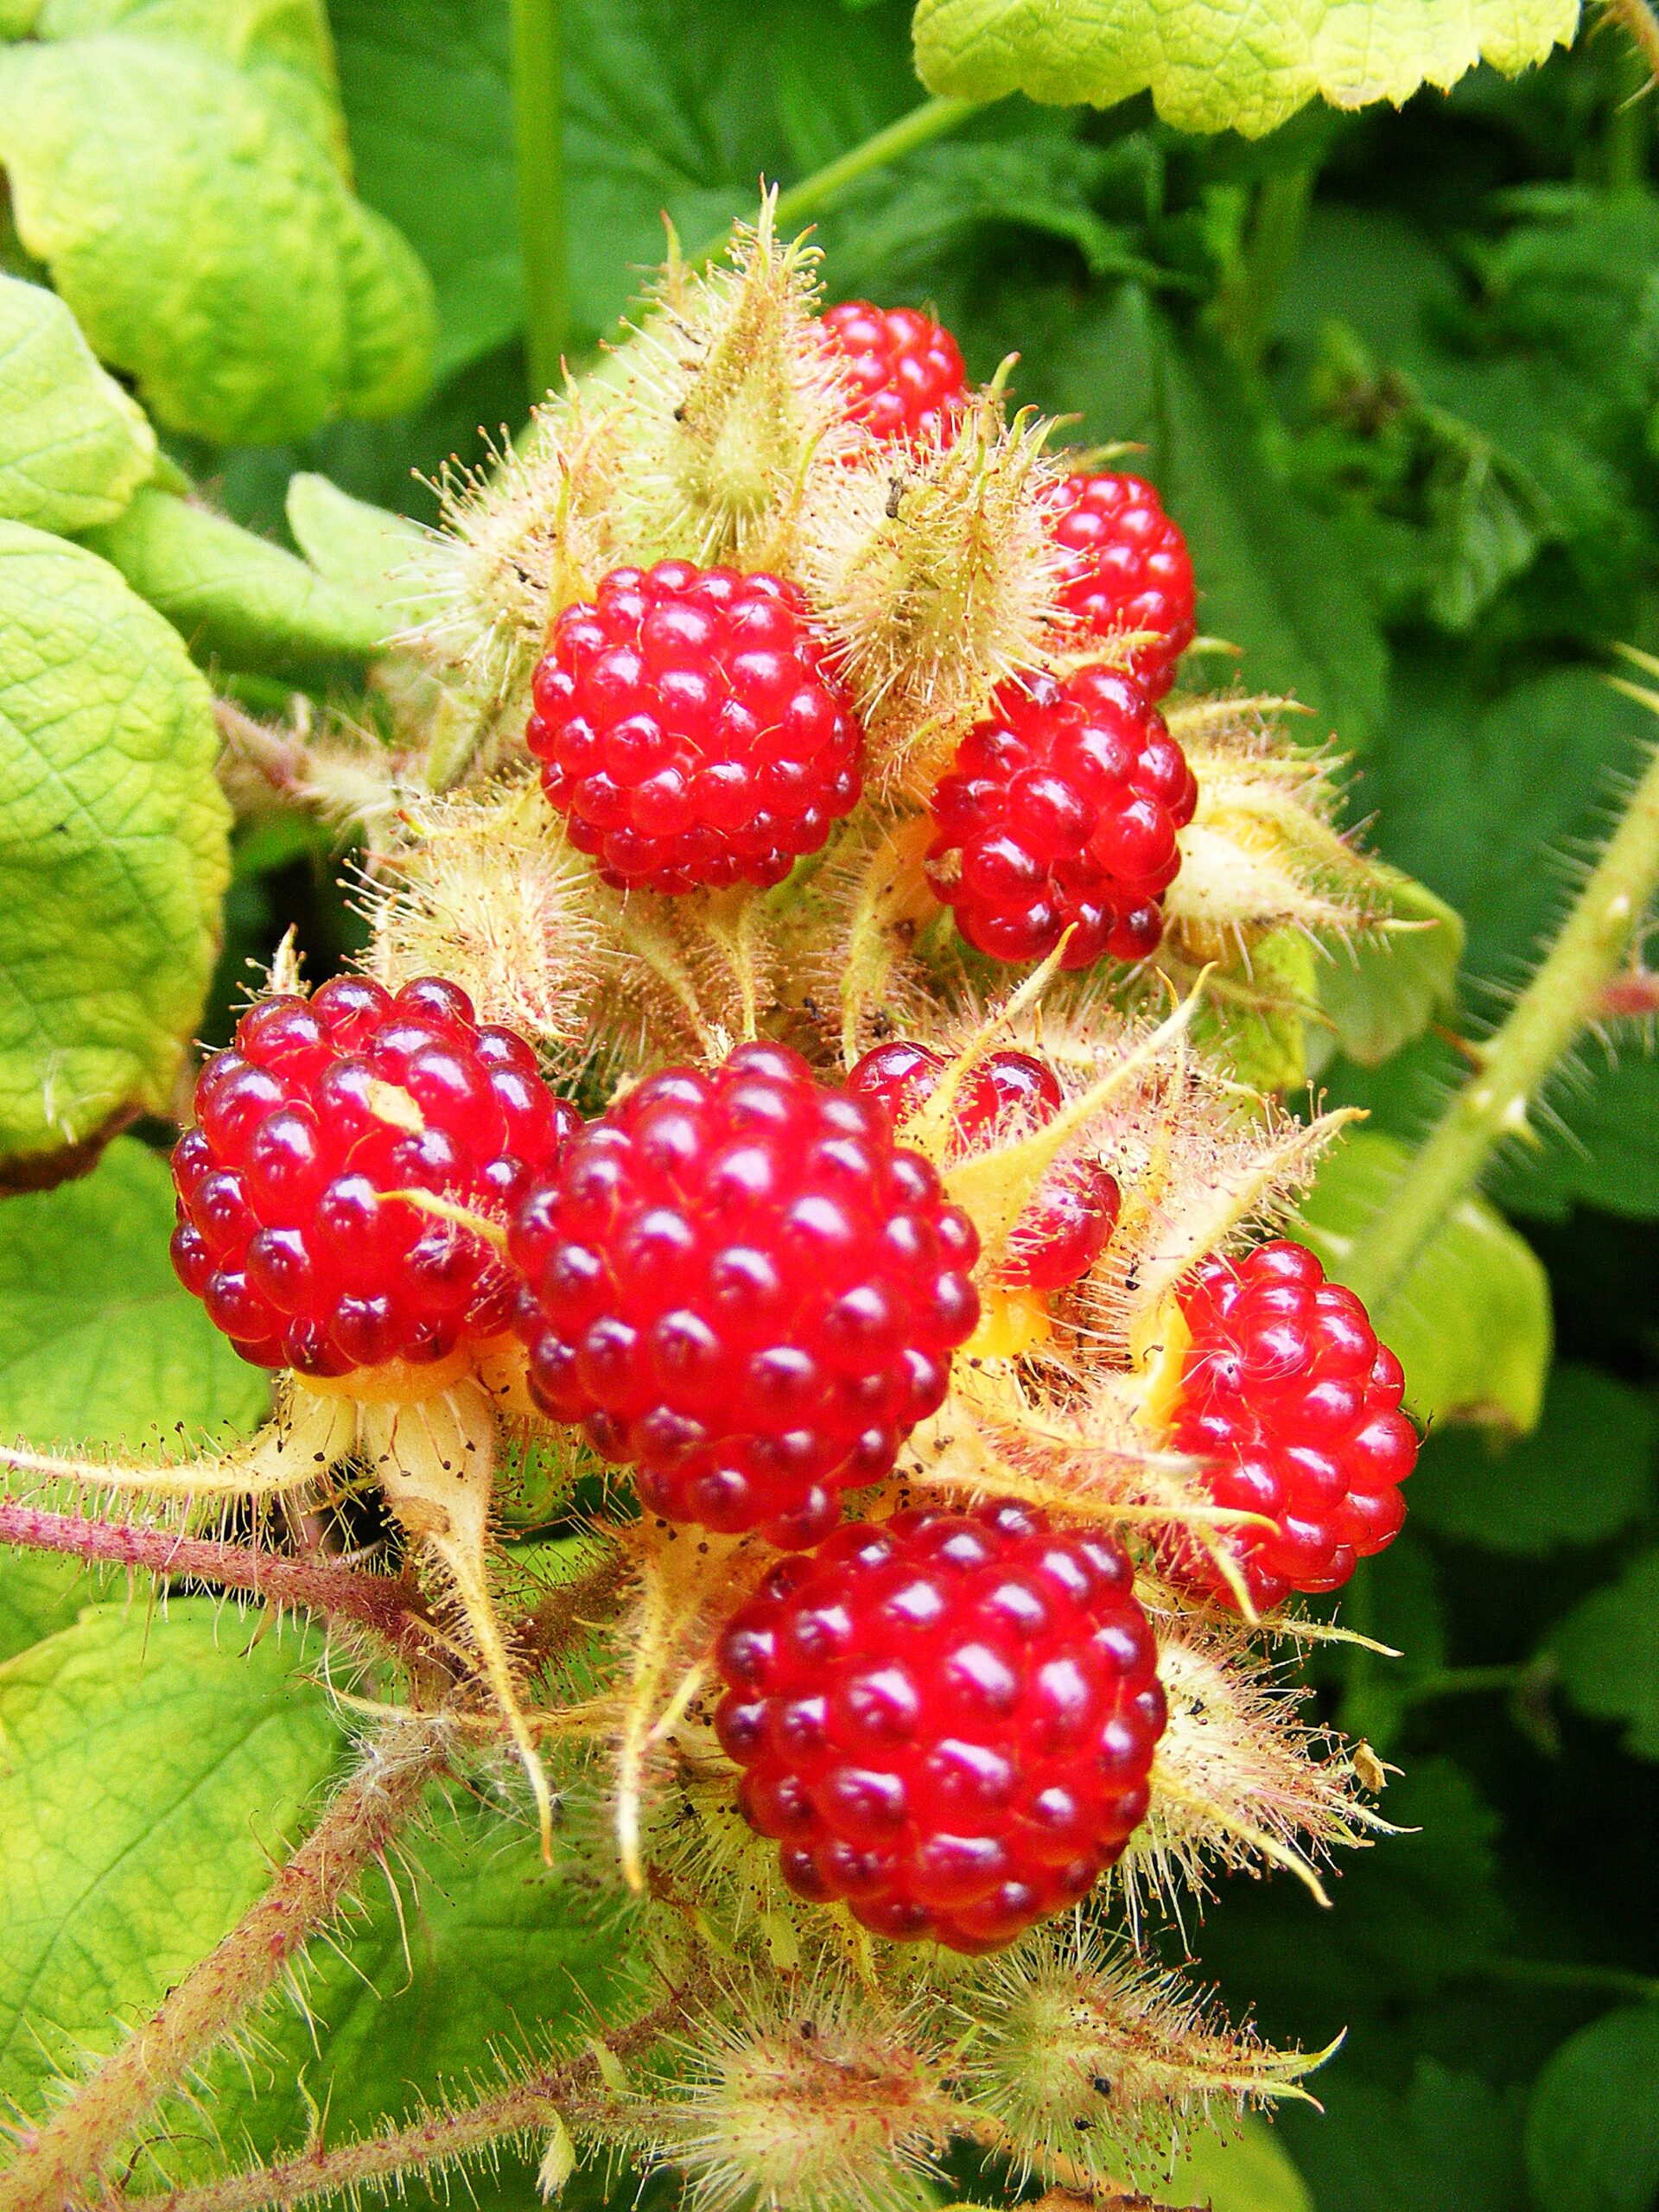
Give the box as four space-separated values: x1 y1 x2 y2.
284 469 434 627
1364 658 1659 1221
35 0 349 167
912 0 1580 138
0 522 230 1163
79 484 391 677
0 1137 270 1451
1549 1550 1659 1760
163 1788 648 2175
327 0 520 381
0 1552 91 1662
1289 2061 1527 2212
1298 1129 1552 1432
1313 867 1465 1072
0 33 435 443
821 137 1167 296
1022 284 1388 746
0 1134 266 1666
0 1600 346 2110
1164 2119 1313 2212
0 273 155 532
1412 1364 1656 1558
1524 2005 1659 2212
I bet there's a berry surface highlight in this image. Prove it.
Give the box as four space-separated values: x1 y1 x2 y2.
715 1503 1166 1952
847 1040 1120 1291
1047 472 1197 701
171 976 579 1376
526 561 864 893
511 1041 981 1545
925 666 1198 969
818 300 969 446
1166 1240 1418 1611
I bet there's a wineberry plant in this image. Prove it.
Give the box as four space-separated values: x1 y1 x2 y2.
0 4 1656 2212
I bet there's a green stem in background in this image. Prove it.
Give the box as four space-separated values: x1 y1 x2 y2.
1344 702 1659 1318
510 0 568 403
690 94 983 270
1211 161 1319 372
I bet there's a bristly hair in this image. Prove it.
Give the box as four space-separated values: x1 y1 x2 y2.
953 1922 1332 2188
1122 1605 1393 1928
603 198 855 574
358 776 607 1059
404 394 627 709
633 1975 957 2212
799 391 1068 793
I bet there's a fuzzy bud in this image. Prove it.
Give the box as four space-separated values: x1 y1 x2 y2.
1160 698 1391 963
606 203 851 571
957 1929 1326 2185
646 1992 954 2212
1125 1611 1389 1912
406 397 627 718
360 778 606 1055
799 395 1065 791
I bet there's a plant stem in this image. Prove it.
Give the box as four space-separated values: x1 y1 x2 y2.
689 94 982 270
1343 730 1659 1317
0 1501 435 1663
112 2000 682 2212
0 1734 444 2212
510 0 567 401
1211 161 1318 372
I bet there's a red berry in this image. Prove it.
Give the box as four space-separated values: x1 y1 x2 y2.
715 1502 1166 1952
1166 1240 1418 1611
847 1041 1119 1292
925 666 1198 970
818 300 969 446
1046 473 1196 701
170 977 581 1378
510 1042 981 1546
526 562 864 895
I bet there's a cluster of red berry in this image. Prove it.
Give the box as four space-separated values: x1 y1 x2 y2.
171 971 1414 1951
165 301 1415 1959
524 301 1201 973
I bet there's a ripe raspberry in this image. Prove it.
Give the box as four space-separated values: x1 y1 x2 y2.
1166 1240 1418 1611
847 1041 1119 1292
1046 473 1196 701
170 977 581 1378
510 1042 980 1546
526 562 863 895
818 300 969 446
715 1503 1166 1952
925 665 1198 970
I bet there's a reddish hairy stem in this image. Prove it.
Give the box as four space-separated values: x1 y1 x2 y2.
103 1999 684 2212
0 1501 436 1663
0 1736 445 2212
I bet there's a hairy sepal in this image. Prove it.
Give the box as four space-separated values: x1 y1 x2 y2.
1162 698 1394 963
799 395 1066 791
361 776 607 1058
956 1927 1330 2187
637 1980 955 2212
606 203 853 572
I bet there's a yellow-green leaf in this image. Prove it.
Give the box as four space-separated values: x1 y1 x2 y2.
0 273 155 533
0 1602 346 2110
1298 1128 1551 1431
912 0 1581 138
0 523 229 1162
